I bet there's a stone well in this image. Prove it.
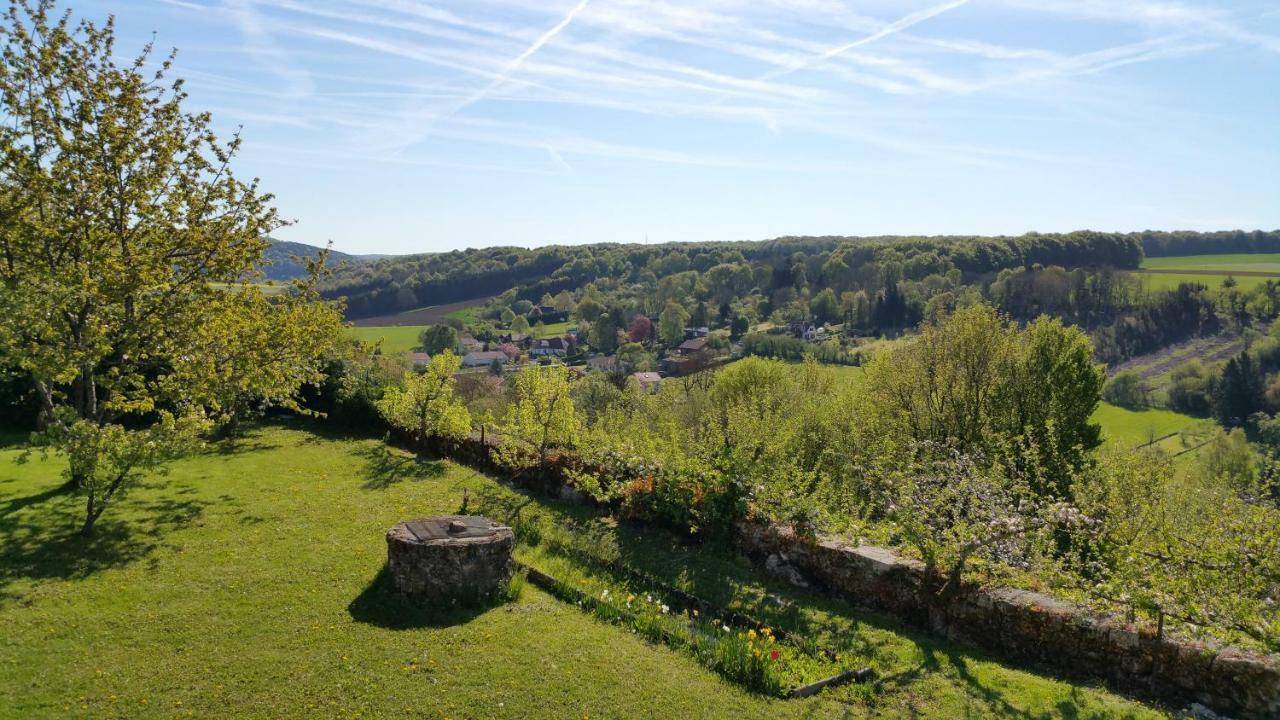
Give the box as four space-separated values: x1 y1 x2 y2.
386 515 514 602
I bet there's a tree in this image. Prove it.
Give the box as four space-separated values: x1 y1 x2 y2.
659 302 689 347
376 351 471 444
498 365 581 475
1103 371 1148 409
1212 353 1262 425
628 314 653 343
866 304 1103 499
510 315 530 335
809 288 839 325
589 306 623 354
618 342 655 372
0 2 342 534
418 325 459 355
500 307 516 327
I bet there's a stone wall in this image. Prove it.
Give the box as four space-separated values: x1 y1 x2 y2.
735 522 1280 720
381 424 1280 718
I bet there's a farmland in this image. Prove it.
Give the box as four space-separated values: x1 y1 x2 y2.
1132 253 1280 292
348 297 489 327
346 325 424 354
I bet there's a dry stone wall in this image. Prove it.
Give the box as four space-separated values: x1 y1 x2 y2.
735 522 1280 720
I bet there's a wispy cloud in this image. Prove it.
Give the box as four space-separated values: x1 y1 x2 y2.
224 0 314 100
759 0 971 81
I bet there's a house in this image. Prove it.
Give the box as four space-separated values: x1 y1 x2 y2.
683 326 710 339
461 350 509 368
659 356 691 375
530 336 569 357
803 325 826 342
586 355 619 372
631 371 662 393
677 336 709 356
408 352 431 368
458 335 482 353
498 332 530 347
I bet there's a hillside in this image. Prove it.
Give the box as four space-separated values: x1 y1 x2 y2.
261 239 376 281
0 424 1167 719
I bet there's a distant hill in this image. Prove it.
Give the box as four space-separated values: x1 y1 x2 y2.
261 239 376 281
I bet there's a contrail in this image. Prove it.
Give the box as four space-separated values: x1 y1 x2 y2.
442 0 592 120
761 0 970 81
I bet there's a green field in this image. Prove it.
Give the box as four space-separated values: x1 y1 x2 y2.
0 424 1165 719
1133 272 1273 292
1090 402 1213 451
531 320 572 339
1141 253 1280 273
347 325 423 354
1133 253 1280 292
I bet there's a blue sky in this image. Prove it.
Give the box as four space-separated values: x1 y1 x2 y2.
81 0 1280 255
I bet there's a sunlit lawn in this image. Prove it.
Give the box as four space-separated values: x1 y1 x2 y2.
0 424 1166 719
346 325 423 354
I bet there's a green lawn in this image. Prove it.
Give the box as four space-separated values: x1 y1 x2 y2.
531 320 572 339
347 325 423 354
0 424 1166 719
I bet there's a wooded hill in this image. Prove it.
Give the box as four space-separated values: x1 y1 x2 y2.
323 230 1148 319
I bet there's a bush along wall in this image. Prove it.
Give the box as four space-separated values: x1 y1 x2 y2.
373 421 1279 718
734 522 1280 720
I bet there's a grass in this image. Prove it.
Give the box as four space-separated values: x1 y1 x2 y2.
1090 403 1213 450
0 423 1168 719
1130 271 1273 292
1130 252 1280 293
1141 253 1280 273
530 320 572 338
346 325 423 354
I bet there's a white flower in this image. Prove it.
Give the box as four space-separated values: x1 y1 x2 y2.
660 604 669 614
722 625 730 633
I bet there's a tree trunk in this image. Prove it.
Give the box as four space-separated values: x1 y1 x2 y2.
81 493 100 536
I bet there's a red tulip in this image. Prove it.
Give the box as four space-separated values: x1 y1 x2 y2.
769 650 779 662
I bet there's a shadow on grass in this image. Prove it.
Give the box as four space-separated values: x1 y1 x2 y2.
465 476 1168 718
0 480 208 603
347 565 492 629
358 444 448 489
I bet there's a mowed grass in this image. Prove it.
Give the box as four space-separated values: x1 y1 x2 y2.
530 320 572 338
0 424 1167 719
346 325 423 354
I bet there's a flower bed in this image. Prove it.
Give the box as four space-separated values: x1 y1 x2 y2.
518 558 870 698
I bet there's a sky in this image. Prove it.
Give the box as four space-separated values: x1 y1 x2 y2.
74 0 1280 255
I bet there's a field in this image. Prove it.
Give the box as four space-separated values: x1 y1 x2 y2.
347 325 424 354
1141 253 1280 273
349 298 489 327
531 320 572 338
0 424 1166 719
1132 253 1280 292
1090 403 1214 453
1133 272 1273 292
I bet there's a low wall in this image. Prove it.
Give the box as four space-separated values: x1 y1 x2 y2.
735 522 1280 719
382 423 1280 718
